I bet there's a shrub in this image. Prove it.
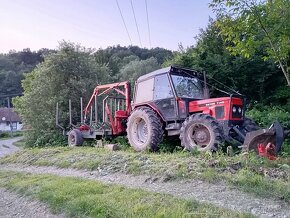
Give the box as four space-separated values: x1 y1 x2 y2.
247 106 290 129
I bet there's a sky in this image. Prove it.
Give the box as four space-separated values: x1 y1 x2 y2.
0 0 214 53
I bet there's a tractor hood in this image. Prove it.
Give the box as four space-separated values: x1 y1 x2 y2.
187 97 243 121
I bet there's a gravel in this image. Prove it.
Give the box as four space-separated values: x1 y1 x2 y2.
0 188 64 218
0 137 22 158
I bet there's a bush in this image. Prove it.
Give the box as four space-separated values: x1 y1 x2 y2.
0 132 10 138
247 106 290 129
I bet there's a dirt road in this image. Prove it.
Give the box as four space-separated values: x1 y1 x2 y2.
0 137 22 158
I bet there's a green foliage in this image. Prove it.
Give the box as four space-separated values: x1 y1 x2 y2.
0 131 23 139
0 132 10 138
119 57 160 84
0 48 55 104
13 42 110 146
166 19 287 106
247 106 290 128
93 45 172 81
210 0 290 86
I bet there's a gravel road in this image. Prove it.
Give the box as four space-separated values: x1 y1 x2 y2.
2 164 290 218
0 188 63 218
0 137 64 218
0 137 22 158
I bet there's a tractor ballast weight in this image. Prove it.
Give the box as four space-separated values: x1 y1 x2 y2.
56 66 285 156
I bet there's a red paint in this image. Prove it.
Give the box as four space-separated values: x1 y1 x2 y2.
84 81 131 135
188 97 243 121
258 143 277 160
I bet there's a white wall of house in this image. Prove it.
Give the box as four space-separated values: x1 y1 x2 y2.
0 122 23 131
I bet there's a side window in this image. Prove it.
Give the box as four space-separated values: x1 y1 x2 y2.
135 78 154 103
154 74 173 100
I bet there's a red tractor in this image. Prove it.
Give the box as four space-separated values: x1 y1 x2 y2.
57 66 284 155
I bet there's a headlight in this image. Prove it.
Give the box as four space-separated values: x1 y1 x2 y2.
238 107 242 113
232 106 236 113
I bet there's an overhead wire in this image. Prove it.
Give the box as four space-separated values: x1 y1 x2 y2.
145 0 151 48
115 0 133 45
130 0 142 47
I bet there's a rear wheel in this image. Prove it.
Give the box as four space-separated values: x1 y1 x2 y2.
180 113 224 151
127 107 163 151
68 129 84 147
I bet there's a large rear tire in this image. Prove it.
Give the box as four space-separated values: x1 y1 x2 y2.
68 129 84 147
127 107 163 152
180 113 224 151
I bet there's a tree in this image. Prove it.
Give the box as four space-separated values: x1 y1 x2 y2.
210 0 290 86
13 42 109 146
166 19 285 105
119 57 160 84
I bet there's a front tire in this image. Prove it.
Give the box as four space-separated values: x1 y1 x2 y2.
242 117 258 132
68 129 84 147
127 107 163 152
180 113 224 151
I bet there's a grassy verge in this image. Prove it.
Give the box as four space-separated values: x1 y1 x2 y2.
12 138 26 148
0 170 252 218
0 131 23 140
1 146 289 202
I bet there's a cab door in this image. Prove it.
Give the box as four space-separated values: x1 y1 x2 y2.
153 74 177 121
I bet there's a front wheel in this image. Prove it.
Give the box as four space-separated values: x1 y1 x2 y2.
180 113 224 151
127 107 163 152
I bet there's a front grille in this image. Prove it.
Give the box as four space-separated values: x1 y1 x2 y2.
232 105 243 118
215 106 225 119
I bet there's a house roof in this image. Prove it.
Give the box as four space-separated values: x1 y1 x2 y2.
0 108 21 122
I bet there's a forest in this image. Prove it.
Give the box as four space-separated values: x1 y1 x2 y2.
0 0 289 146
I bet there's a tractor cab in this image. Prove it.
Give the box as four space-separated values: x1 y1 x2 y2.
133 66 208 122
133 66 244 127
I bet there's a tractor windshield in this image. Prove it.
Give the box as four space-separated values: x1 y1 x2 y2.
171 74 204 99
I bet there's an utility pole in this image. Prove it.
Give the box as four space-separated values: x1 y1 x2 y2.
7 97 13 137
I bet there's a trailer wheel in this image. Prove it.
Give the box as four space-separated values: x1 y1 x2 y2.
127 107 163 152
68 129 84 147
180 113 224 151
243 117 258 132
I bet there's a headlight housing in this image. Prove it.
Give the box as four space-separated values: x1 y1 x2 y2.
232 106 237 113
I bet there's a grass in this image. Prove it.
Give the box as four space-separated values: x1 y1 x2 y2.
12 138 26 147
0 170 252 218
0 131 23 140
1 145 289 202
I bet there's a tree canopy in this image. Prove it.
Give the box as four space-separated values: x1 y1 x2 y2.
210 0 290 86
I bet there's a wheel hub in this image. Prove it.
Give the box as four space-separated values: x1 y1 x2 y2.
132 118 148 145
190 124 211 147
194 129 208 143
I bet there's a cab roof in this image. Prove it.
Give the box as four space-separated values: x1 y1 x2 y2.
136 65 203 82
